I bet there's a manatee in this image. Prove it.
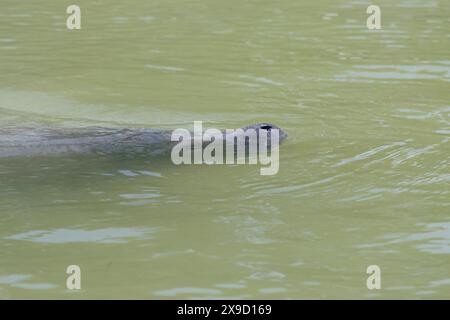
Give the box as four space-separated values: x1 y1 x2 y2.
0 123 287 158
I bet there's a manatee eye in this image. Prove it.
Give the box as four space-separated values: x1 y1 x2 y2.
260 125 272 130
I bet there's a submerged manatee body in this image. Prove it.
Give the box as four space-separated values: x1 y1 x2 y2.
0 123 287 158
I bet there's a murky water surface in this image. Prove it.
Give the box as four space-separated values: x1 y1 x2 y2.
0 0 449 298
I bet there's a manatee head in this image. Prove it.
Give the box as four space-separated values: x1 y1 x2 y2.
240 123 288 145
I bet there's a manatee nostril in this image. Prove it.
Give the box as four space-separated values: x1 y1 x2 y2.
260 125 272 130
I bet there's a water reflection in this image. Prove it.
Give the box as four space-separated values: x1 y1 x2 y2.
358 222 450 254
5 227 158 244
153 287 222 297
0 274 57 291
337 64 450 82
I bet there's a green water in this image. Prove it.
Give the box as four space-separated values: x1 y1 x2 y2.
0 0 449 299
